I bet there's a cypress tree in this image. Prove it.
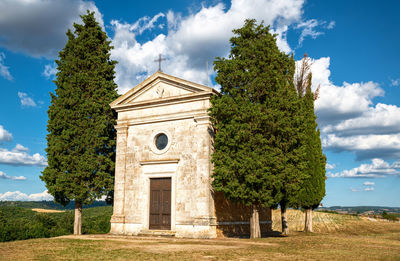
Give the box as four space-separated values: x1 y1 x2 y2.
276 67 307 236
41 11 118 235
210 19 299 238
294 56 326 232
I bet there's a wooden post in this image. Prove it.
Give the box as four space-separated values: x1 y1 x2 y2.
281 205 289 236
250 204 261 238
304 208 313 232
74 201 82 235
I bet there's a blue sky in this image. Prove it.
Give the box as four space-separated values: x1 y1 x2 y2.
0 0 399 206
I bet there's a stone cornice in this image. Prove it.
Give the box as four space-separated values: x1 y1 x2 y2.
139 159 180 165
112 91 213 112
116 111 210 126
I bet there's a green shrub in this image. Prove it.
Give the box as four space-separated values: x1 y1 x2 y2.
0 206 112 242
382 211 399 222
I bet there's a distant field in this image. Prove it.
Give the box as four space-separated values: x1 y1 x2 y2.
0 201 109 210
1 208 400 260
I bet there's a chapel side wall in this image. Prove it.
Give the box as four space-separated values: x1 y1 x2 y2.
214 192 272 237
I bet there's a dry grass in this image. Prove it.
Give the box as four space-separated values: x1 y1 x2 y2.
31 208 65 213
272 209 360 233
1 210 400 260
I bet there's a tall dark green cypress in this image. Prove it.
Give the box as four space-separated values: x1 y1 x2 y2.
296 72 326 232
275 62 308 236
210 19 301 238
41 11 118 235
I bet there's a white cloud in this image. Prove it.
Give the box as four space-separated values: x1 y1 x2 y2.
363 181 375 186
0 125 12 142
0 171 26 180
322 103 400 136
308 57 400 160
13 144 29 152
390 78 400 86
0 0 103 58
296 19 335 47
17 92 37 107
0 190 53 201
312 58 384 124
312 58 384 122
326 163 336 170
327 21 335 29
111 0 305 94
129 12 165 35
329 158 400 178
364 187 374 191
0 144 47 166
0 52 12 81
43 63 57 79
296 19 323 46
322 134 400 160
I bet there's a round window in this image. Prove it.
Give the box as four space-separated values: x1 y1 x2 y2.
155 133 168 150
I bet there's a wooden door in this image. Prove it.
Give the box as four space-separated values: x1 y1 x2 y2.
149 178 171 230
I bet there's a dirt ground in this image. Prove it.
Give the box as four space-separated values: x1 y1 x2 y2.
58 234 276 253
1 223 400 261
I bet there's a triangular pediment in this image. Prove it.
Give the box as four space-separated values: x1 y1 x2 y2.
110 71 218 109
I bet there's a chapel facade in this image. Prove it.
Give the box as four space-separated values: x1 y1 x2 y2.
109 71 271 238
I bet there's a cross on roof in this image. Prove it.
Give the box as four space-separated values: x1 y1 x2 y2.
154 54 166 72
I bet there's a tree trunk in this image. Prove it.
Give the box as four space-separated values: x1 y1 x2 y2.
250 205 261 239
281 206 289 236
304 208 313 232
74 201 82 235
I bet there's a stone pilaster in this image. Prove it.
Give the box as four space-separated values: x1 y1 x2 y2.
110 124 128 232
195 115 217 226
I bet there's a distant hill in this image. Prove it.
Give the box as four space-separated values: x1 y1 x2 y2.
318 206 400 214
0 201 109 210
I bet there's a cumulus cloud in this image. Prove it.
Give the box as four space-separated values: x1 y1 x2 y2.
43 63 57 79
0 0 103 58
0 144 47 166
111 0 305 94
322 134 400 160
0 125 12 142
13 144 29 152
0 190 53 201
17 92 37 107
309 57 400 160
326 163 336 170
312 58 384 124
0 52 13 81
328 158 400 178
0 171 26 180
322 103 400 136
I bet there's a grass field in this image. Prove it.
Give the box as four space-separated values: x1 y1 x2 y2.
1 210 399 260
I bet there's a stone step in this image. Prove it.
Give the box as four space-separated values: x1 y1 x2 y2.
138 230 176 237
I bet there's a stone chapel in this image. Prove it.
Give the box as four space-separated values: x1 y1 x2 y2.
109 71 271 238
